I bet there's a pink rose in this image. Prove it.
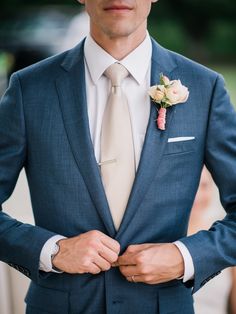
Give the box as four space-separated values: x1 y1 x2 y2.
162 75 170 85
148 74 190 131
165 80 189 105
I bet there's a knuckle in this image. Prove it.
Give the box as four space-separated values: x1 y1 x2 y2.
138 265 146 275
103 263 111 271
90 269 97 275
126 245 134 253
119 266 126 275
93 268 101 275
136 253 145 264
89 230 100 238
140 266 150 275
109 253 118 263
86 248 95 257
143 275 152 282
115 242 121 252
81 259 90 268
87 239 98 249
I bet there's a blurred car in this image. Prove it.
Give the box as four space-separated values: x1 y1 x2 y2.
0 6 78 75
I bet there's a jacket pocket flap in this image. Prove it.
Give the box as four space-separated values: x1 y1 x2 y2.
25 282 69 314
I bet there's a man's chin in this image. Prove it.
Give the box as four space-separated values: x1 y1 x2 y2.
101 24 138 39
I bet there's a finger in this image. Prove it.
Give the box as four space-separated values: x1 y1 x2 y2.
93 254 112 271
99 244 119 264
88 263 102 275
101 236 120 254
119 265 138 277
125 243 154 254
116 253 136 266
126 275 154 284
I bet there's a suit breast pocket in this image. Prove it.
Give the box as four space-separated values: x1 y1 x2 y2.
163 139 196 156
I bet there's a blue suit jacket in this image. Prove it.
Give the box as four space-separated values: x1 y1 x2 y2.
1 38 236 314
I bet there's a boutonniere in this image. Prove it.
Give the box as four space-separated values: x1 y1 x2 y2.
148 74 189 130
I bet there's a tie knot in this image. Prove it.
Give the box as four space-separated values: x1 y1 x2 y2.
104 63 129 87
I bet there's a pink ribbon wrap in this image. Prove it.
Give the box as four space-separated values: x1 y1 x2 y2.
157 107 167 130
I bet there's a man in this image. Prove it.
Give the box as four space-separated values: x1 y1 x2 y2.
0 0 236 313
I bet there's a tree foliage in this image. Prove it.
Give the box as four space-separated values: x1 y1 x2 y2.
151 0 236 40
1 0 235 62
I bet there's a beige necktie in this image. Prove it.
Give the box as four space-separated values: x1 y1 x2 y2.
100 63 135 230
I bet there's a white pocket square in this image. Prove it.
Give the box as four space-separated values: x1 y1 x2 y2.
168 136 195 143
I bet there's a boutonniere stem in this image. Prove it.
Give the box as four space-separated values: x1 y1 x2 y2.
148 74 189 130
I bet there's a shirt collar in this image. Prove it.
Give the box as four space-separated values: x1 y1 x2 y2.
84 32 152 85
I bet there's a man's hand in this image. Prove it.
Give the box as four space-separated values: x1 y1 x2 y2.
52 230 120 274
114 243 184 284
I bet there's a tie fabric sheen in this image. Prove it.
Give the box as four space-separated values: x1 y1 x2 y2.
100 63 135 230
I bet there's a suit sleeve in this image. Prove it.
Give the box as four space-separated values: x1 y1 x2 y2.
179 74 236 293
0 73 57 282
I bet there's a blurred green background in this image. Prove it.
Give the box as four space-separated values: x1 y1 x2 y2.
0 0 235 105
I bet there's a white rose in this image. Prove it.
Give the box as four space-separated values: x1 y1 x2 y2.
165 80 189 105
148 85 165 103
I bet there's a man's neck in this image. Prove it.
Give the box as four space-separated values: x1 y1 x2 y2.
90 30 147 61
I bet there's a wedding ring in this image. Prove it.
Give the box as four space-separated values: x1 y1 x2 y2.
131 275 136 283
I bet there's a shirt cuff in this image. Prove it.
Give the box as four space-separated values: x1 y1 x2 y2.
39 235 66 273
174 240 195 282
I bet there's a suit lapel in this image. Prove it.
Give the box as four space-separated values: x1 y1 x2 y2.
116 39 177 238
56 41 116 237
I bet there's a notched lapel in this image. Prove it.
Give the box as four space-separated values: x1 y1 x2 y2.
116 40 177 239
56 43 116 237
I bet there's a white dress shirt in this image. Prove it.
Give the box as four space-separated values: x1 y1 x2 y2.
39 34 194 282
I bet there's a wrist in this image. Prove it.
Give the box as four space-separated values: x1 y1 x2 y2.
51 241 63 273
173 241 195 282
171 243 184 279
39 235 66 272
